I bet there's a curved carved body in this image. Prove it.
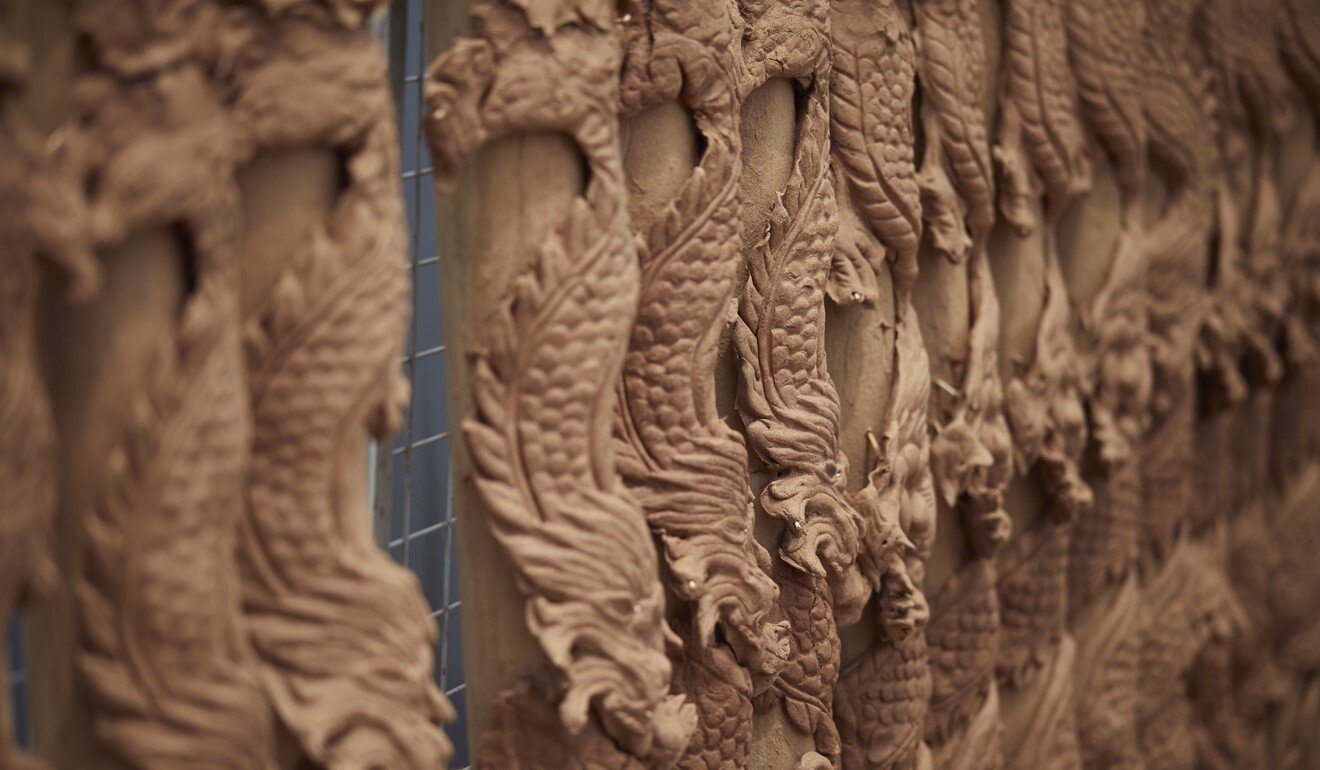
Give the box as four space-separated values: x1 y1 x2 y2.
233 5 454 766
733 1 862 762
826 3 937 767
614 3 787 765
912 0 1012 765
60 8 279 764
427 3 694 763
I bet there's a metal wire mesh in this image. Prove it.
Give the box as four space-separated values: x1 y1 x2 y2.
375 0 468 765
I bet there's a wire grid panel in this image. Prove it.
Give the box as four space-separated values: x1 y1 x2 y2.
373 0 469 765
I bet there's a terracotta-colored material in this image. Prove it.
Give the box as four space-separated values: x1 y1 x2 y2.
17 1 1320 769
6 2 451 768
426 2 695 764
826 2 935 769
732 2 862 765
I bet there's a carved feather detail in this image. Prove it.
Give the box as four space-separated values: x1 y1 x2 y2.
829 0 923 304
616 0 788 690
428 3 694 762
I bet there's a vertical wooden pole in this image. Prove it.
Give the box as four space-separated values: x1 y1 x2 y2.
423 1 585 750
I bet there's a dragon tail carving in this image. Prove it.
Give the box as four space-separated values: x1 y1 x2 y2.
69 13 276 762
733 1 862 760
232 4 454 766
427 2 694 763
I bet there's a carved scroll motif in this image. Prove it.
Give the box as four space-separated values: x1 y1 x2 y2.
825 2 937 768
912 0 1013 765
731 0 862 762
230 3 454 766
0 15 95 768
614 3 789 766
59 3 279 764
426 2 693 764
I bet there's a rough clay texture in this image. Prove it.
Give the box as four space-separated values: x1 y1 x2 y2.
6 0 453 767
415 0 1315 767
9 0 1320 769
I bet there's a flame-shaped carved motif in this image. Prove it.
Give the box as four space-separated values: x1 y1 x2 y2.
614 3 788 765
426 1 693 763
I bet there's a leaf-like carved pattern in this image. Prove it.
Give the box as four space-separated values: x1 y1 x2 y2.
426 2 694 763
0 21 95 770
615 0 788 697
733 1 863 760
993 0 1091 232
922 256 1014 762
828 0 923 305
913 0 996 263
615 4 789 765
833 314 937 770
66 13 276 762
231 5 453 766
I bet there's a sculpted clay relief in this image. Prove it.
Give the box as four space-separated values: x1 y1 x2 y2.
5 1 1320 770
6 0 451 767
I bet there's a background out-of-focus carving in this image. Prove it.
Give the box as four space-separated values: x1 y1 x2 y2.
4 0 1320 768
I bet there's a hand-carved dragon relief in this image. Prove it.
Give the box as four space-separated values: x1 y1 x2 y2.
824 2 938 767
1137 542 1245 770
988 3 1092 765
833 317 936 770
913 0 996 264
1135 4 1253 768
614 3 789 766
732 1 863 762
1060 3 1153 763
61 5 278 763
922 256 1013 769
228 3 454 766
1140 0 1217 563
911 0 1013 765
1194 0 1290 426
426 1 693 763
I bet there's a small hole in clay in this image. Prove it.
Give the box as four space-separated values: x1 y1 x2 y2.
169 222 200 302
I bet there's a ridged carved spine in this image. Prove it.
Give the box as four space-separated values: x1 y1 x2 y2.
615 2 788 766
235 3 454 766
734 0 862 762
426 1 694 763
